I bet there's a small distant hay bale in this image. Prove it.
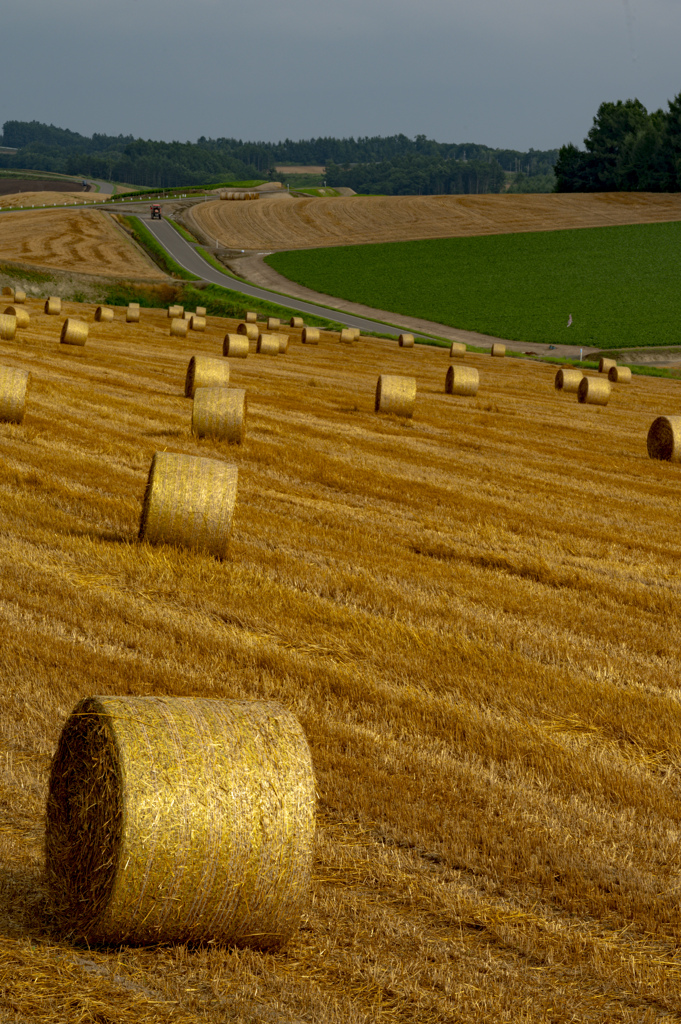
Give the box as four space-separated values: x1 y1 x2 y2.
491 343 506 357
195 306 207 317
302 327 319 345
94 306 114 322
126 306 140 323
128 302 140 310
168 305 184 318
647 416 681 462
223 333 249 358
183 311 193 321
271 332 289 353
4 305 29 329
185 355 230 398
45 694 314 947
554 367 583 392
45 296 62 316
60 319 88 347
450 342 466 358
257 333 279 355
348 327 360 340
445 365 479 396
266 317 280 331
290 316 304 328
375 374 416 417
577 376 610 405
170 318 189 338
13 289 26 304
339 328 355 344
192 387 247 443
398 333 414 348
608 365 632 383
0 315 17 341
236 322 258 341
190 316 207 332
0 365 30 422
1 287 13 298
245 311 258 323
138 451 238 559
599 357 617 374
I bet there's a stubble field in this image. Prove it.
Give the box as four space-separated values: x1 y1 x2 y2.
2 300 681 1022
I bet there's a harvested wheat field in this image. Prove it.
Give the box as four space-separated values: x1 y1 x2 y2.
0 208 167 279
188 191 681 250
4 298 681 1021
0 191 101 209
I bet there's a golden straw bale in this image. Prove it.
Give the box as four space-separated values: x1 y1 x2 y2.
271 332 289 353
128 302 140 309
45 694 314 948
599 357 617 374
450 342 466 358
0 365 30 422
257 333 279 355
245 311 258 323
491 343 506 357
138 451 238 558
44 296 62 315
0 315 17 341
1 287 12 297
13 289 26 304
190 316 207 332
647 416 681 462
223 333 249 358
290 316 304 328
183 311 193 321
170 318 189 338
339 328 356 344
267 317 281 331
126 307 140 323
60 319 88 346
94 306 114 322
192 387 247 443
608 365 632 383
185 355 230 398
302 327 319 345
195 306 207 317
445 364 479 396
577 376 611 405
236 322 258 341
375 374 416 417
348 327 360 340
554 367 584 392
398 333 414 348
168 305 184 318
4 305 29 329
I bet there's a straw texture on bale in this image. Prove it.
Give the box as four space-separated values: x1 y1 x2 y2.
449 342 466 358
94 306 115 322
302 327 319 345
183 311 193 321
445 364 479 396
647 416 681 462
138 451 238 558
12 289 26 304
223 333 249 358
257 333 279 356
237 322 259 341
45 694 315 948
0 315 17 341
347 327 361 341
190 316 207 332
269 332 289 353
170 317 189 338
491 343 506 357
44 296 62 316
578 376 611 406
60 319 88 347
192 387 247 444
608 365 632 383
290 316 304 328
599 357 617 374
266 317 280 331
0 365 30 423
195 306 207 317
245 311 258 323
339 328 356 344
1 287 12 297
3 306 29 329
128 302 140 310
375 374 417 417
126 307 140 323
398 333 414 348
185 355 230 398
168 305 184 318
555 367 584 392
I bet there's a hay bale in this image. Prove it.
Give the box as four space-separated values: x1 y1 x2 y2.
577 376 610 405
554 367 583 392
290 316 304 328
257 333 279 355
138 451 238 558
445 365 479 396
302 327 319 345
195 306 207 317
608 365 632 383
190 316 207 333
0 315 17 341
491 343 506 357
4 305 29 329
44 296 62 316
45 694 315 948
375 374 416 417
128 302 140 309
0 365 30 422
170 318 189 339
266 317 280 331
236 322 259 341
223 334 249 358
347 327 361 341
126 307 140 323
192 387 247 443
599 357 617 374
94 306 114 322
271 332 289 353
339 328 355 344
647 416 681 462
398 333 414 348
185 355 230 398
245 311 258 323
450 342 466 358
13 289 26 304
183 311 193 321
1 287 13 297
168 305 184 318
60 319 88 347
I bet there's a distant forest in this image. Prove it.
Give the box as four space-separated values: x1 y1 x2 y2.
0 120 558 194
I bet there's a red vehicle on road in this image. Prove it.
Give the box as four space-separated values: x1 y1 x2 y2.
150 204 162 219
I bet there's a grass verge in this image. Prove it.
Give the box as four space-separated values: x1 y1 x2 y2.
117 215 200 281
166 218 199 244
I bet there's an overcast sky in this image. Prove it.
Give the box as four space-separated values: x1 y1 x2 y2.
1 0 679 152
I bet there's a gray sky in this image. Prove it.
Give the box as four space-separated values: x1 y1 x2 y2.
2 0 679 152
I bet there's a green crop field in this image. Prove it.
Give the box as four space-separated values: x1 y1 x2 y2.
266 221 681 349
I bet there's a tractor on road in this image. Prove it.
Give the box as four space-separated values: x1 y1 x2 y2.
150 204 162 220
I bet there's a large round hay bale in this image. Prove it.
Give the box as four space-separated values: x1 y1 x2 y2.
44 296 62 316
375 374 416 417
577 376 610 405
170 318 189 338
168 305 184 318
60 319 88 346
302 327 319 345
126 306 140 323
0 315 17 341
195 306 207 317
339 328 355 344
290 316 304 328
491 343 506 357
45 694 315 948
398 333 414 348
190 316 207 333
554 367 583 392
236 322 258 341
599 357 617 374
450 342 466 358
94 306 115 322
245 311 258 323
647 416 681 462
13 289 26 304
192 387 247 443
223 334 249 358
1 287 13 298
608 365 632 383
138 451 238 558
271 332 289 353
3 305 29 329
257 333 279 355
185 355 230 398
0 365 30 422
266 317 280 331
445 365 479 396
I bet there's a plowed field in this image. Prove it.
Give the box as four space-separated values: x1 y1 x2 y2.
189 190 681 250
0 208 167 279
